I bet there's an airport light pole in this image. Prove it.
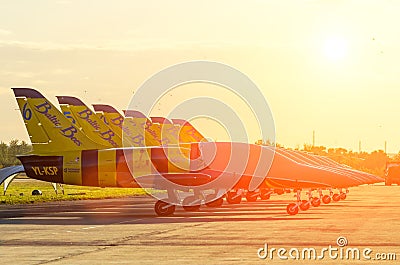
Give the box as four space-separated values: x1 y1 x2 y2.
385 140 387 154
312 130 315 147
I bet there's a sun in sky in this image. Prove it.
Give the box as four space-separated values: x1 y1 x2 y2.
322 36 349 61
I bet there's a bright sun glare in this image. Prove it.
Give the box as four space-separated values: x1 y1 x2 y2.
323 36 349 61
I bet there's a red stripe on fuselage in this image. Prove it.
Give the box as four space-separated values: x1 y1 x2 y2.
116 149 134 187
81 150 99 186
151 147 169 173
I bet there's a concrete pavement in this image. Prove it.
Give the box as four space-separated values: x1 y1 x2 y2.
1 184 399 264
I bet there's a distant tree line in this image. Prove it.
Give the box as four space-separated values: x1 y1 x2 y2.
0 140 32 168
302 144 389 177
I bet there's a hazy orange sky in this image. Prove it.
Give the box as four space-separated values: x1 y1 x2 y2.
1 1 400 152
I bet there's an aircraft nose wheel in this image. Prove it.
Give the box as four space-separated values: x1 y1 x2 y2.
322 195 331 204
205 194 224 208
299 200 310 211
286 203 299 215
154 200 175 216
245 191 258 202
259 190 271 200
226 191 242 204
332 193 341 202
311 197 321 207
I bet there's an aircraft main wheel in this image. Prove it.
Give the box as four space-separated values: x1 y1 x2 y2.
226 191 242 204
182 196 201 212
311 197 321 207
322 195 331 204
154 200 175 216
340 192 347 200
259 190 271 200
286 203 299 215
299 200 310 211
332 193 341 202
245 191 258 202
205 195 224 208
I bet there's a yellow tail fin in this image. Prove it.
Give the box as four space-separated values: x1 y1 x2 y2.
95 106 161 147
150 117 180 145
172 119 206 143
12 88 109 154
92 104 123 138
57 96 122 148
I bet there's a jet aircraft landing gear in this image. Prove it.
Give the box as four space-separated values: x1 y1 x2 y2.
154 189 179 217
182 194 202 212
286 190 302 215
245 190 259 202
259 189 272 200
321 189 333 204
154 200 176 216
226 190 242 204
322 194 331 204
339 188 348 200
311 189 321 207
205 194 224 208
286 203 299 215
332 193 341 202
299 190 314 211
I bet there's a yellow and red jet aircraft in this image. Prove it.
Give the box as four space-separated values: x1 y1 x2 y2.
64 98 383 215
96 106 382 213
12 88 383 216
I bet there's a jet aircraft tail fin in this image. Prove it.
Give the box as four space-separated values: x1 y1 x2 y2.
12 88 109 154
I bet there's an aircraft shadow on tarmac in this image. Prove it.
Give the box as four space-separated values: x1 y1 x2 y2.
0 199 325 226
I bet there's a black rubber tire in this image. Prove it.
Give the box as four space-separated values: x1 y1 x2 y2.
322 195 331 204
226 191 242 204
259 190 271 200
332 193 341 202
205 195 224 207
245 191 258 202
299 200 310 211
154 200 175 216
311 197 321 207
286 203 299 215
182 196 201 212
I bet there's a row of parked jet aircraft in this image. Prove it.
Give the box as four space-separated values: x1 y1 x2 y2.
8 88 383 216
